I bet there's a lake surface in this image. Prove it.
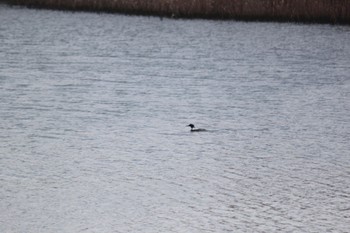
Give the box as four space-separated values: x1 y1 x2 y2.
1 5 350 233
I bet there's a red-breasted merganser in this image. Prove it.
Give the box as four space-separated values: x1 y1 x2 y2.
187 124 207 132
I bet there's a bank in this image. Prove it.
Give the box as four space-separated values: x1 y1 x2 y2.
2 0 350 24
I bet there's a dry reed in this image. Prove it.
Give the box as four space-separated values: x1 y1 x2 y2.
3 0 350 24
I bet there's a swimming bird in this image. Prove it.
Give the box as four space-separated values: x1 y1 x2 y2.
187 124 207 132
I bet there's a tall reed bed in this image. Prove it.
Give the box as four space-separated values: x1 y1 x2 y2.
5 0 350 24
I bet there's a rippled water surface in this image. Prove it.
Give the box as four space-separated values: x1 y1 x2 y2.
1 5 350 232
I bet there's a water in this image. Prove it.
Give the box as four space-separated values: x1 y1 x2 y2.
1 5 350 232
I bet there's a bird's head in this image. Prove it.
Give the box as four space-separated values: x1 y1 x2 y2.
187 124 195 129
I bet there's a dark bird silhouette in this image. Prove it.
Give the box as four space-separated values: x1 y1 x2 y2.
187 124 207 132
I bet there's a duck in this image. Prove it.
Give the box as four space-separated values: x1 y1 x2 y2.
187 124 207 132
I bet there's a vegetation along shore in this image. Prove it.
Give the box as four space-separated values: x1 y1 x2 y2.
2 0 350 24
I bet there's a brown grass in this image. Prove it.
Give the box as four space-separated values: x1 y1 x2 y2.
4 0 350 24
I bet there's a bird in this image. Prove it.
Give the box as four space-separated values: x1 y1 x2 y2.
187 124 207 132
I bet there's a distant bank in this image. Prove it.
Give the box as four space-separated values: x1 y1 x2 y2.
3 0 350 24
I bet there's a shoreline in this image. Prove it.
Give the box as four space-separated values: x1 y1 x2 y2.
2 0 350 25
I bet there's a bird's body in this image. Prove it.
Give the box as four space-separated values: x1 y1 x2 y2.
187 124 207 132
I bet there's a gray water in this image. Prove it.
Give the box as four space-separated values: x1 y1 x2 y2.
1 5 350 233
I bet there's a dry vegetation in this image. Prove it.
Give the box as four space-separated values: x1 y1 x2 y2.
5 0 350 24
